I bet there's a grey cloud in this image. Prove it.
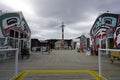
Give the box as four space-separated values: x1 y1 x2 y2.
0 4 14 12
32 0 98 24
96 0 120 13
0 0 120 39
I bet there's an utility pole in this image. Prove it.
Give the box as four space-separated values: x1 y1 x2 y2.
61 22 65 49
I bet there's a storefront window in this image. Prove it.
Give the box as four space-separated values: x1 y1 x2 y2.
9 38 14 48
15 39 18 48
20 33 23 38
10 30 14 37
9 38 19 48
101 39 106 48
15 31 19 38
95 38 99 44
106 29 113 38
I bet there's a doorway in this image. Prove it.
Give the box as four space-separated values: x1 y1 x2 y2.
108 38 114 49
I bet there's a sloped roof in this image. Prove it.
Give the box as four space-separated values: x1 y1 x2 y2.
76 33 90 39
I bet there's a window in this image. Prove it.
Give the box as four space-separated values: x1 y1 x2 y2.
15 31 19 38
20 33 23 38
10 30 14 37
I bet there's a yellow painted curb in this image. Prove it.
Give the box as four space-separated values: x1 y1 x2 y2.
10 70 106 80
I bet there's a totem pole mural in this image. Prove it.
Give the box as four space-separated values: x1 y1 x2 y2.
90 13 120 50
0 12 31 48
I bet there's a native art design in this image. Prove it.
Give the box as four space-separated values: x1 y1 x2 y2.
0 12 31 37
0 12 31 46
90 13 120 49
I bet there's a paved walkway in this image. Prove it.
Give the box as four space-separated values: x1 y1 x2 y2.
0 50 120 80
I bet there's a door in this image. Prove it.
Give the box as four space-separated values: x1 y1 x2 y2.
108 38 114 49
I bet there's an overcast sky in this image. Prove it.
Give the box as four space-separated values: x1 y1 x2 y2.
0 0 120 40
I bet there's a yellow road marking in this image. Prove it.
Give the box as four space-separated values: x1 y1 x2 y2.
102 69 120 72
11 70 106 80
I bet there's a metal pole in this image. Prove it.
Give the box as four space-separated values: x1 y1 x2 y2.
15 33 20 77
98 38 102 77
98 48 102 77
106 38 108 54
15 48 19 77
28 37 31 54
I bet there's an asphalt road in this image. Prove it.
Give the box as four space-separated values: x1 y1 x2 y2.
0 50 120 80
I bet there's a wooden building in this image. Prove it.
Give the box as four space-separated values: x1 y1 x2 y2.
0 12 31 59
90 13 120 52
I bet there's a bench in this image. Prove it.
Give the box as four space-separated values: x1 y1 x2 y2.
110 51 120 63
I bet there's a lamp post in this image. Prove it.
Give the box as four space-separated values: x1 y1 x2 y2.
61 22 65 49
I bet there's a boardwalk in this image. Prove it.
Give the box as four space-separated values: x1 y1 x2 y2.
0 50 120 80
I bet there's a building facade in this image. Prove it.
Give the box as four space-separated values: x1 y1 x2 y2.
0 12 31 59
55 40 68 50
90 13 120 51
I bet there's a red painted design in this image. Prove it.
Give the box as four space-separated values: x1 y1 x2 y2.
114 36 117 47
102 33 106 38
4 26 14 34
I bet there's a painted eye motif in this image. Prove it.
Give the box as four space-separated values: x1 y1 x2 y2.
104 18 112 25
101 17 117 27
7 18 17 25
